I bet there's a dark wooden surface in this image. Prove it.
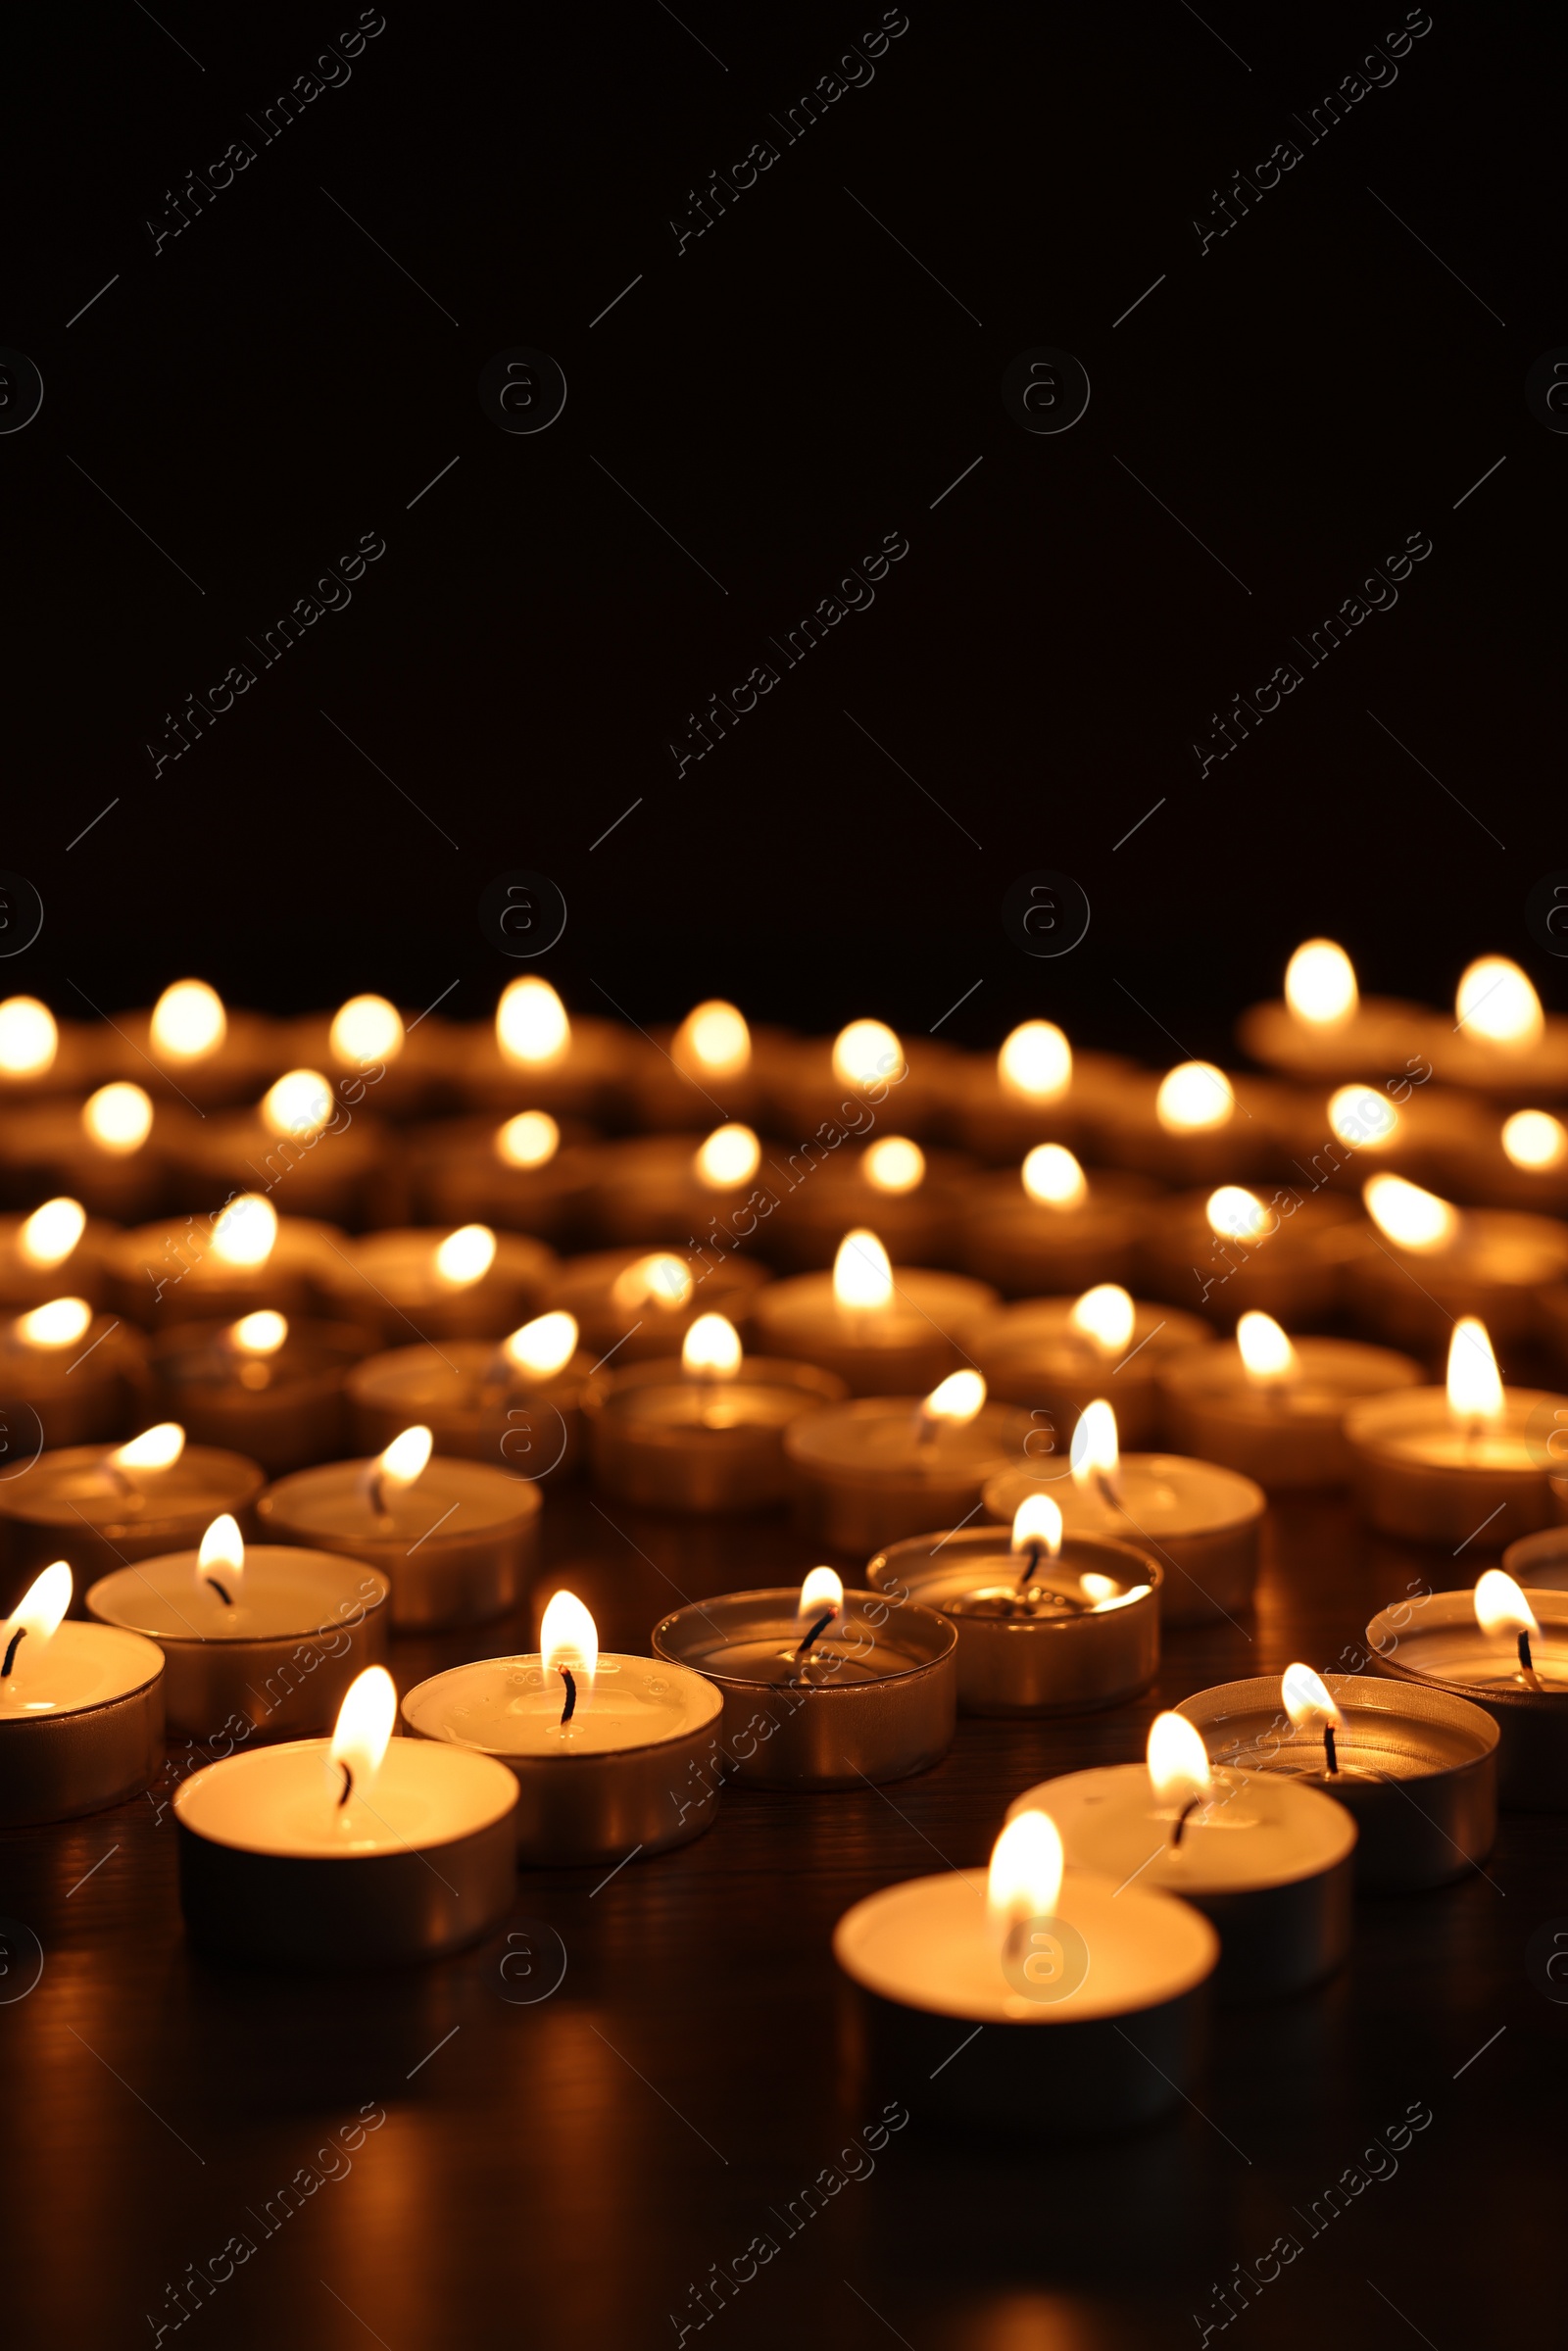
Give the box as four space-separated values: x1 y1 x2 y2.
2 1485 1556 2351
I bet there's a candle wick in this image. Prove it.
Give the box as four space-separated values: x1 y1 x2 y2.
1095 1473 1123 1516
1323 1720 1339 1776
336 1762 354 1808
1519 1629 1544 1691
794 1608 835 1662
1 1626 25 1678
1169 1793 1201 1848
914 1414 939 1458
368 1471 394 1529
205 1578 234 1609
1014 1540 1042 1593
559 1665 577 1724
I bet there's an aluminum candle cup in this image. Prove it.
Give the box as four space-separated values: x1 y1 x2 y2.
866 1529 1159 1716
0 1097 184 1223
406 1113 597 1244
147 1319 374 1476
1367 1588 1568 1809
945 1047 1137 1163
1011 1766 1356 2001
1090 1070 1285 1186
651 1588 956 1787
256 1455 541 1630
749 1266 997 1396
172 1100 393 1229
318 1227 556 1345
111 1212 344 1328
1175 1673 1498 1892
1266 1083 1479 1200
347 1340 593 1481
1236 992 1431 1084
0 1309 147 1448
762 1033 956 1143
87 1547 390 1741
585 1133 780 1252
0 1619 164 1827
1139 1190 1357 1327
174 1738 518 1968
281 1003 456 1122
965 1297 1211 1450
1340 1208 1568 1350
761 1145 970 1274
1158 1337 1421 1491
1345 1385 1566 1543
956 1168 1154 1298
622 1014 783 1132
402 1652 725 1865
786 1398 1034 1554
109 1002 280 1108
462 1003 630 1123
544 1249 769 1364
985 1459 1265 1629
1501 1526 1568 1589
0 1442 266 1602
0 1209 115 1310
584 1356 845 1513
833 1865 1218 2133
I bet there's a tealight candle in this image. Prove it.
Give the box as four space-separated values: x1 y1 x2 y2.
1502 1525 1568 1589
584 1312 844 1512
587 1124 772 1251
283 993 452 1119
1367 1570 1568 1808
0 1295 147 1448
946 1024 1139 1164
749 1229 995 1396
318 1223 555 1345
172 1068 393 1228
0 1561 164 1826
145 1311 375 1476
1092 1061 1283 1186
87 1513 389 1739
347 1310 592 1481
1344 1173 1568 1348
0 1197 112 1310
761 1018 955 1142
964 1286 1212 1451
404 1588 726 1863
175 1665 518 1966
0 997 103 1099
112 978 279 1108
763 1136 970 1274
0 1423 266 1600
833 1807 1219 2131
785 1371 1034 1553
652 1565 956 1787
111 1197 345 1328
1176 1664 1498 1891
1345 1317 1566 1543
1012 1712 1356 1999
462 978 629 1121
1157 1312 1421 1490
256 1425 542 1629
1429 957 1568 1097
1455 1107 1568 1215
1236 938 1431 1082
956 1147 1155 1297
624 1001 777 1130
1139 1184 1356 1328
867 1494 1159 1716
406 1110 597 1244
0 1086 179 1223
985 1400 1265 1628
1266 1079 1478 1202
543 1247 769 1364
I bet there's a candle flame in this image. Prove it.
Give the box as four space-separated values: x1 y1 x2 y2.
197 1513 244 1592
83 1082 154 1155
1237 1310 1297 1383
797 1565 844 1628
693 1122 760 1190
113 1423 185 1470
19 1197 86 1270
1147 1711 1213 1804
151 979 225 1061
1068 1284 1135 1356
1456 956 1544 1049
261 1068 332 1141
504 1310 578 1380
1284 939 1358 1028
433 1224 496 1289
2 1560 72 1658
1473 1568 1540 1641
0 996 57 1076
330 994 404 1066
15 1297 92 1349
863 1136 924 1195
611 1251 694 1310
1502 1109 1567 1172
1156 1061 1233 1134
832 1019 904 1092
682 1313 742 1379
673 1000 750 1078
1281 1661 1342 1733
921 1369 985 1427
1363 1173 1457 1252
1328 1084 1397 1149
832 1228 893 1310
328 1665 396 1802
1446 1317 1504 1423
1070 1399 1119 1493
230 1309 287 1354
210 1193 277 1268
1022 1143 1088 1208
1206 1185 1269 1243
987 1809 1064 1949
1010 1493 1062 1557
540 1589 599 1694
376 1425 432 1492
496 976 569 1068
495 1109 560 1169
998 1020 1071 1102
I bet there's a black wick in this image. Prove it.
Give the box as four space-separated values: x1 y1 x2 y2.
794 1609 835 1662
336 1762 354 1809
1519 1629 1544 1690
1170 1794 1201 1848
1015 1540 1043 1593
1 1627 25 1679
1323 1720 1340 1776
559 1666 578 1724
205 1579 234 1608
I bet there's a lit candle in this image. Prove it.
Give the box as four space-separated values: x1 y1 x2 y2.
1141 1180 1355 1328
0 996 63 1093
0 1195 110 1315
1175 1663 1498 1890
867 1492 1159 1715
347 1309 592 1481
627 999 773 1128
1237 938 1430 1081
0 1421 266 1600
255 1423 542 1630
0 1085 172 1225
112 1193 345 1328
956 1143 1154 1297
1346 1173 1568 1349
1367 1570 1568 1808
764 1018 954 1143
282 991 443 1118
146 1309 376 1476
947 1022 1137 1164
964 1285 1212 1451
587 1122 769 1250
319 1221 556 1344
544 1245 768 1365
750 1227 995 1396
174 1664 519 1965
1011 1710 1356 1999
784 1366 1033 1552
87 1510 389 1739
1432 957 1568 1096
408 1107 596 1244
0 1292 144 1448
464 977 628 1120
1096 1059 1280 1185
0 1560 164 1826
766 1133 969 1274
832 1806 1219 2130
404 1587 726 1864
117 978 280 1107
652 1562 956 1787
176 1066 388 1228
1345 1316 1568 1543
1156 1310 1420 1490
985 1399 1265 1627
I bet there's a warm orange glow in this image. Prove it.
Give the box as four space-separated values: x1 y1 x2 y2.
1474 1569 1540 1641
1329 1084 1397 1149
262 1068 332 1141
19 1198 86 1270
1022 1143 1088 1208
1156 1061 1233 1134
496 976 569 1067
673 1000 750 1078
1281 1662 1342 1733
376 1425 432 1491
693 1123 760 1189
495 1109 561 1169
197 1514 244 1594
14 1298 92 1349
1502 1109 1568 1172
151 979 225 1060
210 1193 277 1267
83 1082 153 1154
987 1809 1064 1947
1147 1712 1212 1805
1010 1494 1062 1558
832 1228 893 1310
3 1560 73 1654
433 1224 497 1288
682 1313 742 1379
921 1369 985 1427
832 1019 905 1091
611 1252 694 1311
504 1311 578 1380
998 1020 1071 1102
0 997 57 1077
230 1309 287 1354
1068 1284 1135 1356
1285 939 1358 1028
797 1565 844 1626
1237 1310 1297 1383
1206 1185 1270 1243
1070 1399 1119 1493
863 1136 924 1194
1446 1318 1504 1423
328 1665 396 1800
541 1590 599 1695
1456 956 1544 1049
113 1423 185 1471
1363 1173 1458 1252
330 994 404 1066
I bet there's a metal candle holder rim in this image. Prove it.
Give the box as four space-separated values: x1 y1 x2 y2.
582 1354 847 1411
651 1586 957 1690
1365 1590 1568 1711
259 1464 544 1545
400 1653 724 1761
1174 1670 1500 1761
866 1525 1164 1617
981 1456 1267 1532
1500 1526 1568 1586
785 1398 1038 1481
87 1555 392 1648
0 1637 164 1729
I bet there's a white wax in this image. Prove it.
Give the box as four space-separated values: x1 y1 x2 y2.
403 1653 720 1758
1010 1764 1356 1894
269 1458 531 1541
0 1620 162 1717
89 1546 375 1643
989 1455 1263 1542
173 1737 516 1857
